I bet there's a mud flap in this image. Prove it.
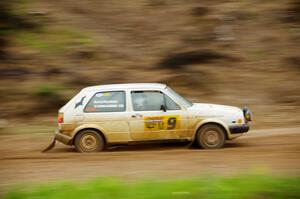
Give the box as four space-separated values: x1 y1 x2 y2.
42 138 56 152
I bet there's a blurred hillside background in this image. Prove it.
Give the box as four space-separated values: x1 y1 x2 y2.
0 0 300 133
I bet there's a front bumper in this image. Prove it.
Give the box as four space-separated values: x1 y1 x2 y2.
54 130 73 145
229 124 249 134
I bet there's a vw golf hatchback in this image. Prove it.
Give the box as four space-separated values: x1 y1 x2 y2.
47 83 252 152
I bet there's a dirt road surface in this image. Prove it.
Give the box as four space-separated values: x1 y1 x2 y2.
0 127 300 192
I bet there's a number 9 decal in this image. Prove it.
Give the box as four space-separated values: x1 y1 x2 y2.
167 117 177 129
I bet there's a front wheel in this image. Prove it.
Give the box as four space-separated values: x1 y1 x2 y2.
196 124 226 149
74 130 105 153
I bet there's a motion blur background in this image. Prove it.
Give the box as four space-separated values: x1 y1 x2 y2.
1 0 300 133
1 1 300 198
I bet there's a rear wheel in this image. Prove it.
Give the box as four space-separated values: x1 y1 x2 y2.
74 130 104 152
197 124 226 149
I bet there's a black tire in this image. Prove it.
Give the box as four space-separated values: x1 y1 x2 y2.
74 130 105 153
196 124 226 149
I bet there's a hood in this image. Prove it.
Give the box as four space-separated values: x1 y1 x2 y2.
190 103 244 124
193 103 242 113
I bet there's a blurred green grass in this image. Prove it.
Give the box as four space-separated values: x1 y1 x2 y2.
15 27 93 54
2 174 300 199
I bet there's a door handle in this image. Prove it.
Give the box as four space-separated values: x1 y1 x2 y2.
132 113 143 118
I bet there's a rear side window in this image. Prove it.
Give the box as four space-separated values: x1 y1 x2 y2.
84 91 125 112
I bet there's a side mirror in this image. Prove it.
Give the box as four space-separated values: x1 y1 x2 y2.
160 104 166 112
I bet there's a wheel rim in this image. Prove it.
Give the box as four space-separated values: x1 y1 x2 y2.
203 130 220 147
79 133 98 152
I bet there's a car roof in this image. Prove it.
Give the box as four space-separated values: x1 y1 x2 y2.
82 83 167 91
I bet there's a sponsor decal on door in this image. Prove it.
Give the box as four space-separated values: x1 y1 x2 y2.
144 116 180 131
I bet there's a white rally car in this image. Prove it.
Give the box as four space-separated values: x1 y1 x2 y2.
44 83 252 152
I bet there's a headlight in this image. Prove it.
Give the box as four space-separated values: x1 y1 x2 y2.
242 107 252 122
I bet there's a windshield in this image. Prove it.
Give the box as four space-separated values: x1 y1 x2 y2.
166 87 193 108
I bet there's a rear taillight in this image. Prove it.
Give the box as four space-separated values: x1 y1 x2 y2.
57 113 64 124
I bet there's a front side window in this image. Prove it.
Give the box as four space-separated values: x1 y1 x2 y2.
85 91 125 112
165 95 180 110
132 91 164 111
131 91 180 111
